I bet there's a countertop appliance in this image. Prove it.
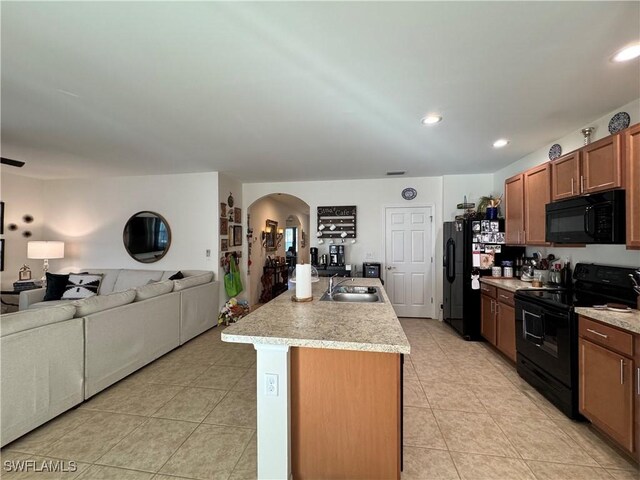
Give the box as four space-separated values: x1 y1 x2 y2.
363 262 381 279
545 190 626 244
310 247 318 267
329 244 345 267
515 263 638 419
443 219 525 340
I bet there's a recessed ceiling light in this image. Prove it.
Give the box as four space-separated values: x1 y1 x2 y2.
612 43 640 62
421 114 442 125
493 139 509 148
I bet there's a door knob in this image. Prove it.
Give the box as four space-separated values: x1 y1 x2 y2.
387 266 395 270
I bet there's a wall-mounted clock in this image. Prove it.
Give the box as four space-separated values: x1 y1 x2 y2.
402 188 417 200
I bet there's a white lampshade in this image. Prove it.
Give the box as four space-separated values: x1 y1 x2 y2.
27 241 65 259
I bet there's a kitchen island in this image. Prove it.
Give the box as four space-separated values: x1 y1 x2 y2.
222 278 410 480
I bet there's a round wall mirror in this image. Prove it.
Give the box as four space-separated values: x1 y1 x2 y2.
123 211 172 263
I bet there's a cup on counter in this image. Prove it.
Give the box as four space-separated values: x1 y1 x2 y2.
492 266 502 277
503 266 514 278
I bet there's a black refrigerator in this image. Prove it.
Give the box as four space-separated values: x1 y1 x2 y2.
442 219 524 340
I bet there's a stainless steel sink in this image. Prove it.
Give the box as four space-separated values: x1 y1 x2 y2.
319 286 384 303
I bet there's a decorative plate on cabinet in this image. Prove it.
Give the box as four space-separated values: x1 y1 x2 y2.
548 144 562 160
608 112 630 134
401 188 417 200
227 193 234 208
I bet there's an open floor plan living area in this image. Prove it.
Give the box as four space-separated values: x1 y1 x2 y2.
1 2 640 479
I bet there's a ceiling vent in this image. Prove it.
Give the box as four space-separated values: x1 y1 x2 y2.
386 171 406 176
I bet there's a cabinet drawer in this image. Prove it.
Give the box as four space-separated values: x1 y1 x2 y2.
480 283 496 298
579 316 633 357
496 289 515 307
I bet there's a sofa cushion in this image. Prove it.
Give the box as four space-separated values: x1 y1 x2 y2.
73 289 136 317
113 270 164 292
62 274 103 300
173 272 214 291
28 299 74 309
135 280 174 301
43 273 70 301
1 305 76 337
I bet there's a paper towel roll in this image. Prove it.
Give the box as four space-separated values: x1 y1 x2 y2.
296 264 312 300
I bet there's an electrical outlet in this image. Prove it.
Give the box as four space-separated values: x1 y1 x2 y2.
265 373 278 396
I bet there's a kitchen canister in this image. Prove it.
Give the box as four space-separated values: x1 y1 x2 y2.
492 266 502 277
502 261 513 278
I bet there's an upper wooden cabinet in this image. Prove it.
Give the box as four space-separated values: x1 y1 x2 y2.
581 134 623 194
523 163 551 245
505 173 524 245
551 134 624 201
626 124 640 249
551 151 580 201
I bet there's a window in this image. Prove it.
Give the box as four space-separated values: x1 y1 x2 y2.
285 227 297 253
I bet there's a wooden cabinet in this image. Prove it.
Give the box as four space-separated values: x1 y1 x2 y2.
635 335 640 462
626 124 640 249
550 134 624 201
551 151 580 201
581 134 623 195
480 293 496 345
578 315 636 455
480 284 516 361
505 173 525 245
523 163 551 245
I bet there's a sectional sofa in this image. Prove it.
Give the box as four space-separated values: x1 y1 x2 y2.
1 268 220 447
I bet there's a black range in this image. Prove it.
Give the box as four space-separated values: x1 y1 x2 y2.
514 263 638 419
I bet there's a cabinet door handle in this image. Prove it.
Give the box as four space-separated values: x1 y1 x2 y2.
580 175 585 193
620 359 624 385
500 294 510 300
517 231 520 243
490 300 494 313
586 328 608 339
571 178 574 195
637 367 639 395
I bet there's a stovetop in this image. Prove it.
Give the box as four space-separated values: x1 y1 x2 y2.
515 263 638 311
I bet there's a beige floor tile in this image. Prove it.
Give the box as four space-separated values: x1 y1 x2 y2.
414 362 465 384
402 447 459 480
0 451 32 479
433 409 519 458
552 418 639 472
451 452 536 480
471 384 547 418
403 407 447 450
191 365 247 390
46 412 146 463
203 390 257 429
494 414 598 466
76 465 154 479
5 409 97 455
160 424 254 480
0 455 90 479
152 387 227 422
231 369 257 392
456 366 514 386
404 378 431 408
607 469 640 480
82 383 182 417
421 382 486 414
214 347 256 368
526 460 614 479
228 433 257 480
96 418 197 472
145 361 210 387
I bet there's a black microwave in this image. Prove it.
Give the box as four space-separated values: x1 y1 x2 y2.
545 190 626 244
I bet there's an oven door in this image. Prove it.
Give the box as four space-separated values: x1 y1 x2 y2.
515 299 573 387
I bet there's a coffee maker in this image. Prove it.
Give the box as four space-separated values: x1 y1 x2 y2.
310 247 318 266
329 245 345 267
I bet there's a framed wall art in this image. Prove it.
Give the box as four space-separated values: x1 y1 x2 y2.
229 226 235 246
233 225 242 246
0 239 4 272
0 201 4 234
221 238 228 252
234 207 242 224
220 217 228 235
220 203 227 217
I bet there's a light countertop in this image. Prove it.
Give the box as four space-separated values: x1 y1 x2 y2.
221 278 410 354
479 277 557 293
575 307 640 335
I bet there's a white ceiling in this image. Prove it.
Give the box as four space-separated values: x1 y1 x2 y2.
1 2 639 182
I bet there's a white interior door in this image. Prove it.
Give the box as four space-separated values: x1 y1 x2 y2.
385 206 434 318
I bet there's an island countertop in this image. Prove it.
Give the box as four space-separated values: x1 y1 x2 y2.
222 278 410 354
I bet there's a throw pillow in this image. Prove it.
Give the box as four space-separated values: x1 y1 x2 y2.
61 273 103 300
43 273 70 301
168 271 184 280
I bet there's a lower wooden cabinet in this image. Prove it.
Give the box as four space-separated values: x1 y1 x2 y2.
579 338 634 452
496 302 516 362
481 293 496 345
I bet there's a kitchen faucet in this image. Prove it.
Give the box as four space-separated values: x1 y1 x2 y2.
328 274 354 297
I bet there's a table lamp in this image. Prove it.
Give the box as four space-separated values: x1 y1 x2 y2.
27 241 65 283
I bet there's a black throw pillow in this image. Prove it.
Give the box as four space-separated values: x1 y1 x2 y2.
169 271 184 280
44 273 70 301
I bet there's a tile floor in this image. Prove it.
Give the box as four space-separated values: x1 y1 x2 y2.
2 318 638 479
